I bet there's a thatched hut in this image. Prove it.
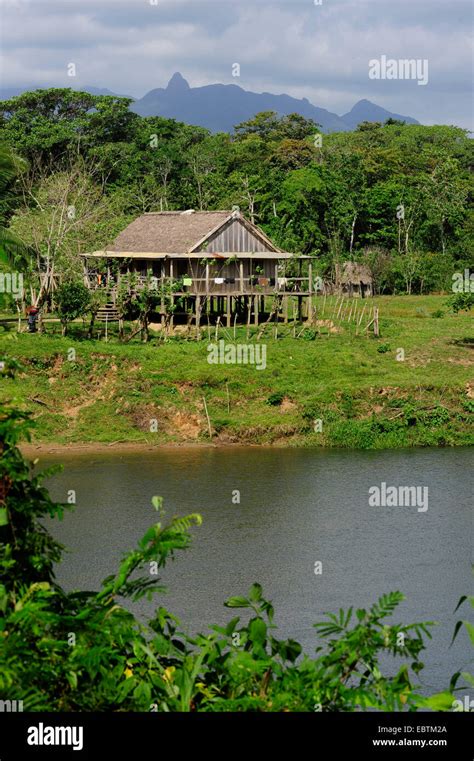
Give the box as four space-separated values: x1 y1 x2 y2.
336 262 373 298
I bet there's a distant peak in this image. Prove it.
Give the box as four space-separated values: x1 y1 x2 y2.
167 72 190 91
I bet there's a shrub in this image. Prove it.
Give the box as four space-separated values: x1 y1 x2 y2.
266 391 285 406
55 281 90 337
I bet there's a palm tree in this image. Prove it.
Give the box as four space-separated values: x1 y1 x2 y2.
0 142 27 268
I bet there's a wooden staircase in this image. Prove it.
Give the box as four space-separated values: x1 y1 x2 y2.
96 302 120 322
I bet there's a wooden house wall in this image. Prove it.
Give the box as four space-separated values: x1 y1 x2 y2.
200 219 274 254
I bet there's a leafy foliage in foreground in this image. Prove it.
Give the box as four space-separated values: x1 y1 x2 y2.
0 405 471 711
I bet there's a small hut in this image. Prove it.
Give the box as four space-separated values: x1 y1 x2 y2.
337 262 373 298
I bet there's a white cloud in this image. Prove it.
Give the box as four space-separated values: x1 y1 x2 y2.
0 0 471 128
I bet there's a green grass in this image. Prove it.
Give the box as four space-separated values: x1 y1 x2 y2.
1 295 473 448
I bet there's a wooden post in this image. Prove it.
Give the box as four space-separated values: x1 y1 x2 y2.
160 260 165 301
374 307 379 337
284 295 289 324
356 302 367 335
308 261 313 323
196 295 201 339
202 396 212 439
170 259 174 328
226 296 231 328
254 295 258 326
240 261 244 292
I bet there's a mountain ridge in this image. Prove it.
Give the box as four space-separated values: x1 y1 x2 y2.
0 74 420 133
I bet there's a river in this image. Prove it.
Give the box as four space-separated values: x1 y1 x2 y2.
41 446 473 696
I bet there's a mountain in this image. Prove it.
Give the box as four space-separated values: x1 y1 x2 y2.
131 72 351 133
0 74 420 133
341 99 419 129
131 73 420 133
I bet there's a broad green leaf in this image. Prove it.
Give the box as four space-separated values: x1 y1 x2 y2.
249 617 267 646
225 596 250 608
416 692 454 711
249 583 263 602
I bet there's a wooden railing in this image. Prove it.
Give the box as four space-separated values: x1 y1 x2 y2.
85 275 314 295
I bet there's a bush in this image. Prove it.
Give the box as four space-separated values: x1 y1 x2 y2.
55 281 90 336
266 391 285 406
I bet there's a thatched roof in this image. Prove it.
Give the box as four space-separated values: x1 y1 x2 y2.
101 210 283 256
339 262 373 285
106 211 229 254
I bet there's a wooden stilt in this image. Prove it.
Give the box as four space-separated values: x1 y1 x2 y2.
226 296 231 328
196 295 201 339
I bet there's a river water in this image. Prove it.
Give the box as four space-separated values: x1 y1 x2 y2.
42 446 473 695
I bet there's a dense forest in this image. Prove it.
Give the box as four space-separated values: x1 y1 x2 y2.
0 88 473 299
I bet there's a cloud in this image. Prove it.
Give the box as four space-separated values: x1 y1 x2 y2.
0 0 472 128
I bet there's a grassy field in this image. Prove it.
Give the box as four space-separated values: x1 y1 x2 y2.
0 295 473 448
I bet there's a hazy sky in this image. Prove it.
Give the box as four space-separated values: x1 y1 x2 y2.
1 0 472 128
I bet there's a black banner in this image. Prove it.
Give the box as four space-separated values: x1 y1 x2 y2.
0 712 471 759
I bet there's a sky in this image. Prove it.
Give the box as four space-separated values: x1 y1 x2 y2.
0 0 472 129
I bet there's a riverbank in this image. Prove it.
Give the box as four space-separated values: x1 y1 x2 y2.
2 295 473 449
20 440 245 456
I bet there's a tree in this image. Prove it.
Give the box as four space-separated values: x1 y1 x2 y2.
393 251 422 294
0 142 27 269
187 138 217 210
8 160 129 306
0 89 136 174
420 157 469 255
234 111 318 142
55 281 90 336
